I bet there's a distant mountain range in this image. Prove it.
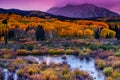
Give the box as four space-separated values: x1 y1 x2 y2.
0 8 72 20
0 3 120 21
0 8 47 17
47 3 120 18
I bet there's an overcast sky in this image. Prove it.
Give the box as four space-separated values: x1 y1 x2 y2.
0 0 120 14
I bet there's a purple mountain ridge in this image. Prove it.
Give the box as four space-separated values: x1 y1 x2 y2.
47 3 120 18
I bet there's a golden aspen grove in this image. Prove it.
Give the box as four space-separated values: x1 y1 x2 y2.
0 13 117 40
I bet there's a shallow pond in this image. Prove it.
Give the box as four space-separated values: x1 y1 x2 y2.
36 55 105 80
3 69 18 80
3 55 105 80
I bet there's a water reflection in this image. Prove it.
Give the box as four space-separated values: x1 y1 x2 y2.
37 55 105 80
2 55 105 80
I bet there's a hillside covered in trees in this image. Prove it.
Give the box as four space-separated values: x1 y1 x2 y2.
0 13 119 42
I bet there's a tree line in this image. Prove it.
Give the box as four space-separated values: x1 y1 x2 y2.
0 13 119 44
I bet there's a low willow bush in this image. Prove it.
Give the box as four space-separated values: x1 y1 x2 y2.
95 59 106 69
19 44 34 51
13 58 27 64
89 44 119 51
115 52 120 56
1 48 9 54
111 71 120 79
88 44 100 50
32 50 48 55
16 49 30 55
66 49 73 55
17 65 40 76
49 49 65 55
80 48 92 56
26 44 33 51
99 44 118 51
2 54 12 59
103 67 113 76
19 44 25 49
106 76 113 80
96 51 114 59
32 50 40 55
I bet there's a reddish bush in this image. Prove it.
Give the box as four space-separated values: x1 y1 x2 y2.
106 56 120 68
96 51 114 59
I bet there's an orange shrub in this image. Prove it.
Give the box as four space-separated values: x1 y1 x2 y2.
95 59 106 69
